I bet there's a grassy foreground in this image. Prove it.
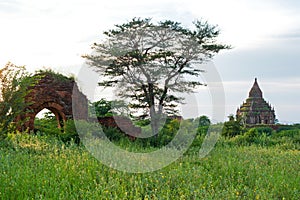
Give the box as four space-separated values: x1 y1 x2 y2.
0 134 299 199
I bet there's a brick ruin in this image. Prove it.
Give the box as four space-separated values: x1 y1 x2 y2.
17 71 89 131
236 78 276 125
17 71 141 137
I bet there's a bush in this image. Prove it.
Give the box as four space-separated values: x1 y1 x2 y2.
134 119 151 127
226 128 268 146
151 119 181 147
34 117 62 136
102 126 127 141
134 119 186 148
60 120 80 144
34 119 80 144
273 129 300 149
274 129 300 138
61 120 132 144
0 63 41 136
222 115 243 138
254 126 273 136
225 127 300 149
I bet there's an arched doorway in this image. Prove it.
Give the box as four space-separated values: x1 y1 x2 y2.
35 105 66 128
23 102 68 132
17 71 88 132
34 108 62 133
35 103 66 129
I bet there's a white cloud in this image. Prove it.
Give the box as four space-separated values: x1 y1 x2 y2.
180 0 299 49
1 0 299 69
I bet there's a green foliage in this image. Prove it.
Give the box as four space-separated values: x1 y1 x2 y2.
274 129 300 138
223 126 300 150
98 118 184 148
0 133 299 199
134 119 151 126
102 126 127 141
272 129 300 148
34 117 62 136
60 120 80 144
35 69 74 83
140 119 180 147
90 98 129 118
196 115 211 135
255 126 273 136
0 62 40 136
277 124 300 132
230 128 261 146
34 116 80 144
134 118 202 149
198 115 211 127
91 98 113 117
155 119 181 146
2 106 300 199
222 115 243 138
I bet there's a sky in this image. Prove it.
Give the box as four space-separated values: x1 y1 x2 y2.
0 0 300 123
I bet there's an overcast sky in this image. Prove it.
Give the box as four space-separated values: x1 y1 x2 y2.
1 0 299 123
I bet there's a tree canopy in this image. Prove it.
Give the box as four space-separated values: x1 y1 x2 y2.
0 62 39 136
83 18 230 135
91 98 129 118
222 115 243 138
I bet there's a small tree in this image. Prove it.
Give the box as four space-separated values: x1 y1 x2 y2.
0 62 39 136
91 98 113 117
84 18 230 136
91 98 130 118
197 115 211 135
222 115 243 138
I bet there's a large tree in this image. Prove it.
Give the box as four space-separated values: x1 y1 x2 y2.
83 18 230 135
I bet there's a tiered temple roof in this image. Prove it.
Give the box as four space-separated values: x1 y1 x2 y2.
236 78 276 125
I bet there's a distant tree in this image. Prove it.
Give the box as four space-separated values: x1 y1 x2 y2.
91 98 129 117
222 115 243 137
198 115 211 127
43 111 56 121
197 115 211 135
83 18 230 136
91 98 113 117
0 62 39 136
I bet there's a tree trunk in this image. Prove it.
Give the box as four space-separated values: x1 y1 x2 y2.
148 82 160 137
150 107 159 137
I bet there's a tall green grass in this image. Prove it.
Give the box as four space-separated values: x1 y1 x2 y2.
0 133 299 199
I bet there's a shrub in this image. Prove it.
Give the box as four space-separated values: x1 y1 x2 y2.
102 126 127 141
134 119 151 127
255 126 273 136
60 120 80 144
34 119 80 144
134 119 184 148
34 117 62 136
0 63 40 136
222 115 243 138
274 129 300 138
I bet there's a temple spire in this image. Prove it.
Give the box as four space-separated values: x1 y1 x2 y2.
249 78 263 98
237 78 276 125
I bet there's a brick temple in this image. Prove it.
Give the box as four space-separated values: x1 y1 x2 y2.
236 78 276 125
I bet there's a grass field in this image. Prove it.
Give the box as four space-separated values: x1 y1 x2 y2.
0 133 299 199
